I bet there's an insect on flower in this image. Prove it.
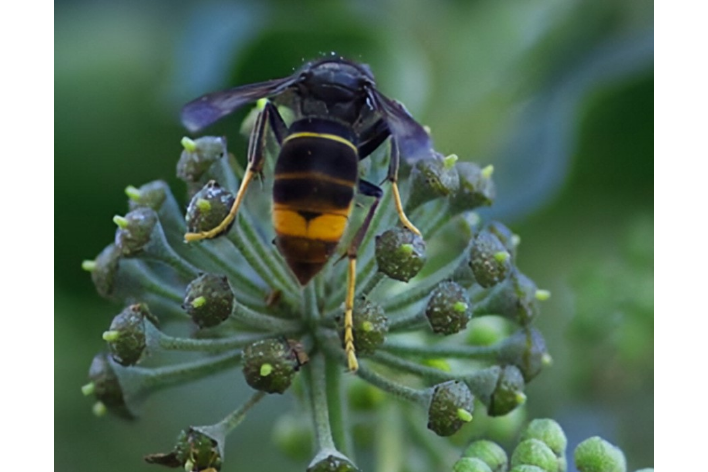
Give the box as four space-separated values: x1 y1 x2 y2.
180 57 439 372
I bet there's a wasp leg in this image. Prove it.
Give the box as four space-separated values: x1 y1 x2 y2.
357 118 390 160
387 138 421 236
343 179 383 372
184 102 285 242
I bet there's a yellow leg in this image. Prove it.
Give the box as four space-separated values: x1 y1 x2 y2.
184 170 256 242
391 181 421 236
344 257 359 372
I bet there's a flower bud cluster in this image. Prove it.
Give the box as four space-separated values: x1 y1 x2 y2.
81 104 556 472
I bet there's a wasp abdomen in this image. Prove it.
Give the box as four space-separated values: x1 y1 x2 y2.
272 121 359 285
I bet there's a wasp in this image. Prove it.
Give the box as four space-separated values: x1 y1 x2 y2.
181 57 436 372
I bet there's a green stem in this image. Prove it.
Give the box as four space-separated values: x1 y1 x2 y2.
232 302 302 332
387 311 427 332
380 339 499 361
357 271 385 298
127 261 184 304
304 353 336 451
154 326 281 353
325 355 353 459
369 352 451 383
355 362 430 406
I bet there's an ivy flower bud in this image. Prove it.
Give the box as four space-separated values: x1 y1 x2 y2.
574 437 626 472
127 180 168 212
105 303 158 366
185 181 236 236
486 221 519 259
497 328 549 382
449 162 496 214
272 413 313 461
406 153 460 211
242 338 304 394
375 227 426 282
85 352 135 419
89 244 122 298
474 270 540 326
177 136 228 184
307 452 359 472
114 207 158 256
339 299 388 355
425 281 472 335
469 228 513 288
511 438 559 471
463 440 508 472
488 365 526 417
145 427 222 471
183 274 234 328
452 457 493 472
521 419 567 466
427 380 475 437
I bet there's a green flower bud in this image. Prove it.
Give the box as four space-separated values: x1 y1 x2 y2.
488 365 526 417
145 427 222 471
89 244 122 298
375 227 427 282
511 438 558 471
105 303 158 366
425 281 472 335
497 328 549 382
463 439 508 472
508 466 547 472
127 180 168 212
348 378 386 411
177 136 227 184
521 419 567 461
307 452 359 472
272 413 313 461
574 437 626 472
406 153 460 211
466 317 509 347
427 380 475 436
449 162 496 214
474 270 540 326
114 207 159 256
86 352 135 419
339 299 388 355
183 274 234 328
452 457 493 472
486 221 519 259
469 228 512 288
185 181 236 237
242 338 304 394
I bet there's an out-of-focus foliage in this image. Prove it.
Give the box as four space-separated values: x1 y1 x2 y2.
55 1 653 471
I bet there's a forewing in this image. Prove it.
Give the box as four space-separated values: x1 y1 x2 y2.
366 87 435 164
181 76 297 132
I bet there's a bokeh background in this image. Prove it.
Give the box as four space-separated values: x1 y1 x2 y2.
55 1 653 471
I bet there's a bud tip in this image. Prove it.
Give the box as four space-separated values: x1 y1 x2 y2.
457 408 473 422
81 382 95 396
443 154 459 169
102 330 121 342
124 185 142 201
113 215 129 229
542 353 553 366
196 198 212 212
535 289 551 301
493 251 510 263
191 296 207 308
181 136 197 152
81 260 97 272
260 363 273 377
481 164 494 179
92 401 107 417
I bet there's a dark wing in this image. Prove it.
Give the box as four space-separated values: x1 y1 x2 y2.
365 86 435 164
181 76 298 132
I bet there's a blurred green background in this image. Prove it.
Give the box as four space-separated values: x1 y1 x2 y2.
55 0 653 471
